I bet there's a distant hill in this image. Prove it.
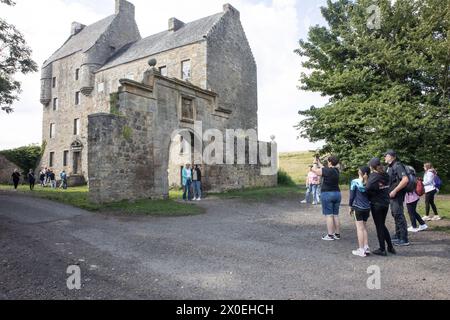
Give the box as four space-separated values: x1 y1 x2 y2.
279 151 315 184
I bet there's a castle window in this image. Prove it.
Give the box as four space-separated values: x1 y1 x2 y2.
53 98 58 111
98 82 104 93
75 92 80 105
159 66 167 77
74 118 80 135
50 123 56 139
49 152 55 167
52 77 56 88
75 69 80 81
63 150 69 167
181 97 194 120
181 60 191 81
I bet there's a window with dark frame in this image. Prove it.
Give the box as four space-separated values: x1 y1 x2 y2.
50 123 55 138
75 92 80 105
181 60 191 81
181 97 194 120
52 77 56 88
49 152 55 167
53 98 58 111
75 69 80 80
74 118 80 135
63 150 69 167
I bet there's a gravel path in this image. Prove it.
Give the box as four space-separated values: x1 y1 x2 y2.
0 191 449 300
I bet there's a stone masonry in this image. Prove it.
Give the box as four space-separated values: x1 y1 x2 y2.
39 0 277 202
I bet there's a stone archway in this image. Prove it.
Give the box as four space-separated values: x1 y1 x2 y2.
70 140 83 175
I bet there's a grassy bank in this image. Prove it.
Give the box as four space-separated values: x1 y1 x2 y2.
0 184 203 216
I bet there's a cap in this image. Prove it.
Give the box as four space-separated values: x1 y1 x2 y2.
384 149 397 157
369 157 381 168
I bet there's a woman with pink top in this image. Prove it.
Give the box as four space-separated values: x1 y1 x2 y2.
405 190 428 233
301 165 321 205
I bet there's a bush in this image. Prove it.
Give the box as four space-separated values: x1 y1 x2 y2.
0 144 42 174
278 169 296 187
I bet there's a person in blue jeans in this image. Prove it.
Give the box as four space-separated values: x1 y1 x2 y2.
311 155 342 241
182 163 193 201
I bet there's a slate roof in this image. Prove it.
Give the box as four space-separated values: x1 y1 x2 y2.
43 15 117 67
99 12 224 71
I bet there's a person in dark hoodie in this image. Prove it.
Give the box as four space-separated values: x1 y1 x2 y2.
366 157 396 256
349 166 371 257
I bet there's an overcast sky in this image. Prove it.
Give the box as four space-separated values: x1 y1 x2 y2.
0 0 329 152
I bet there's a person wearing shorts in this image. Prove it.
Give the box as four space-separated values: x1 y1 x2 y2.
349 166 372 257
311 155 342 241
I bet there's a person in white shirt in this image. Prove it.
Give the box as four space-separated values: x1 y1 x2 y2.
422 163 441 221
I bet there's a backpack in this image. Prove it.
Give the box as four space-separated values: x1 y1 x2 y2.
434 174 442 190
415 178 425 196
404 165 417 193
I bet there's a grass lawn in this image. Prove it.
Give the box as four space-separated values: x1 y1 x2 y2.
279 151 315 184
0 184 203 216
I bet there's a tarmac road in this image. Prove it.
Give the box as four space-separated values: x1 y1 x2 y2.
0 191 449 300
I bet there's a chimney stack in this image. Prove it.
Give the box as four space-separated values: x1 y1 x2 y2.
71 22 86 36
115 0 135 17
168 17 185 32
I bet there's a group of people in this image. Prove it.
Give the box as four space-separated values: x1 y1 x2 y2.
11 167 68 190
181 163 203 201
306 150 442 257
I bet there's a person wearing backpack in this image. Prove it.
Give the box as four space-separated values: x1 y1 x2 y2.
384 150 410 246
422 163 441 221
405 190 428 232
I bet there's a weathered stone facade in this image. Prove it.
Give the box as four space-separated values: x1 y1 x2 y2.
0 155 20 184
40 0 277 202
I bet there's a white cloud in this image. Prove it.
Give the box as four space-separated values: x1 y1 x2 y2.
0 0 326 152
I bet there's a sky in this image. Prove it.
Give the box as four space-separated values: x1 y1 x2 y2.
0 0 329 152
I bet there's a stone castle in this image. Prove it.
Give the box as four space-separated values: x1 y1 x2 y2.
40 0 277 203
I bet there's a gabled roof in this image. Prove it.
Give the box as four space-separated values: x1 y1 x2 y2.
99 12 224 71
43 15 117 67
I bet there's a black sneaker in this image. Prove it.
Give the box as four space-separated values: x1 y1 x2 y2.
334 233 341 240
372 249 387 256
393 240 410 247
388 247 397 254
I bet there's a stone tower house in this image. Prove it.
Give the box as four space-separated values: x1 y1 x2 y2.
40 0 276 201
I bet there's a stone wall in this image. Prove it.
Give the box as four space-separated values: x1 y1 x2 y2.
206 4 258 131
88 80 155 203
88 70 277 204
0 155 21 184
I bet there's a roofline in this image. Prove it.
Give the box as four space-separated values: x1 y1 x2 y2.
96 38 207 73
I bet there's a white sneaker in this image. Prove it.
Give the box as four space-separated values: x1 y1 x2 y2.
196 198 201 201
301 200 307 204
364 246 371 255
322 234 335 241
352 248 367 257
193 197 197 201
431 216 442 221
408 226 420 233
419 224 428 231
422 216 432 221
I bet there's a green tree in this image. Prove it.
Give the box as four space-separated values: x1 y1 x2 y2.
0 144 42 173
295 0 450 178
0 0 38 113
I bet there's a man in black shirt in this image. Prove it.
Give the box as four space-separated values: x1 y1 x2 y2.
384 150 410 246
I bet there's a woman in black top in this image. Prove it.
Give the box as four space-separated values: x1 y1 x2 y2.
366 157 396 256
28 169 36 191
11 169 21 190
311 155 342 241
